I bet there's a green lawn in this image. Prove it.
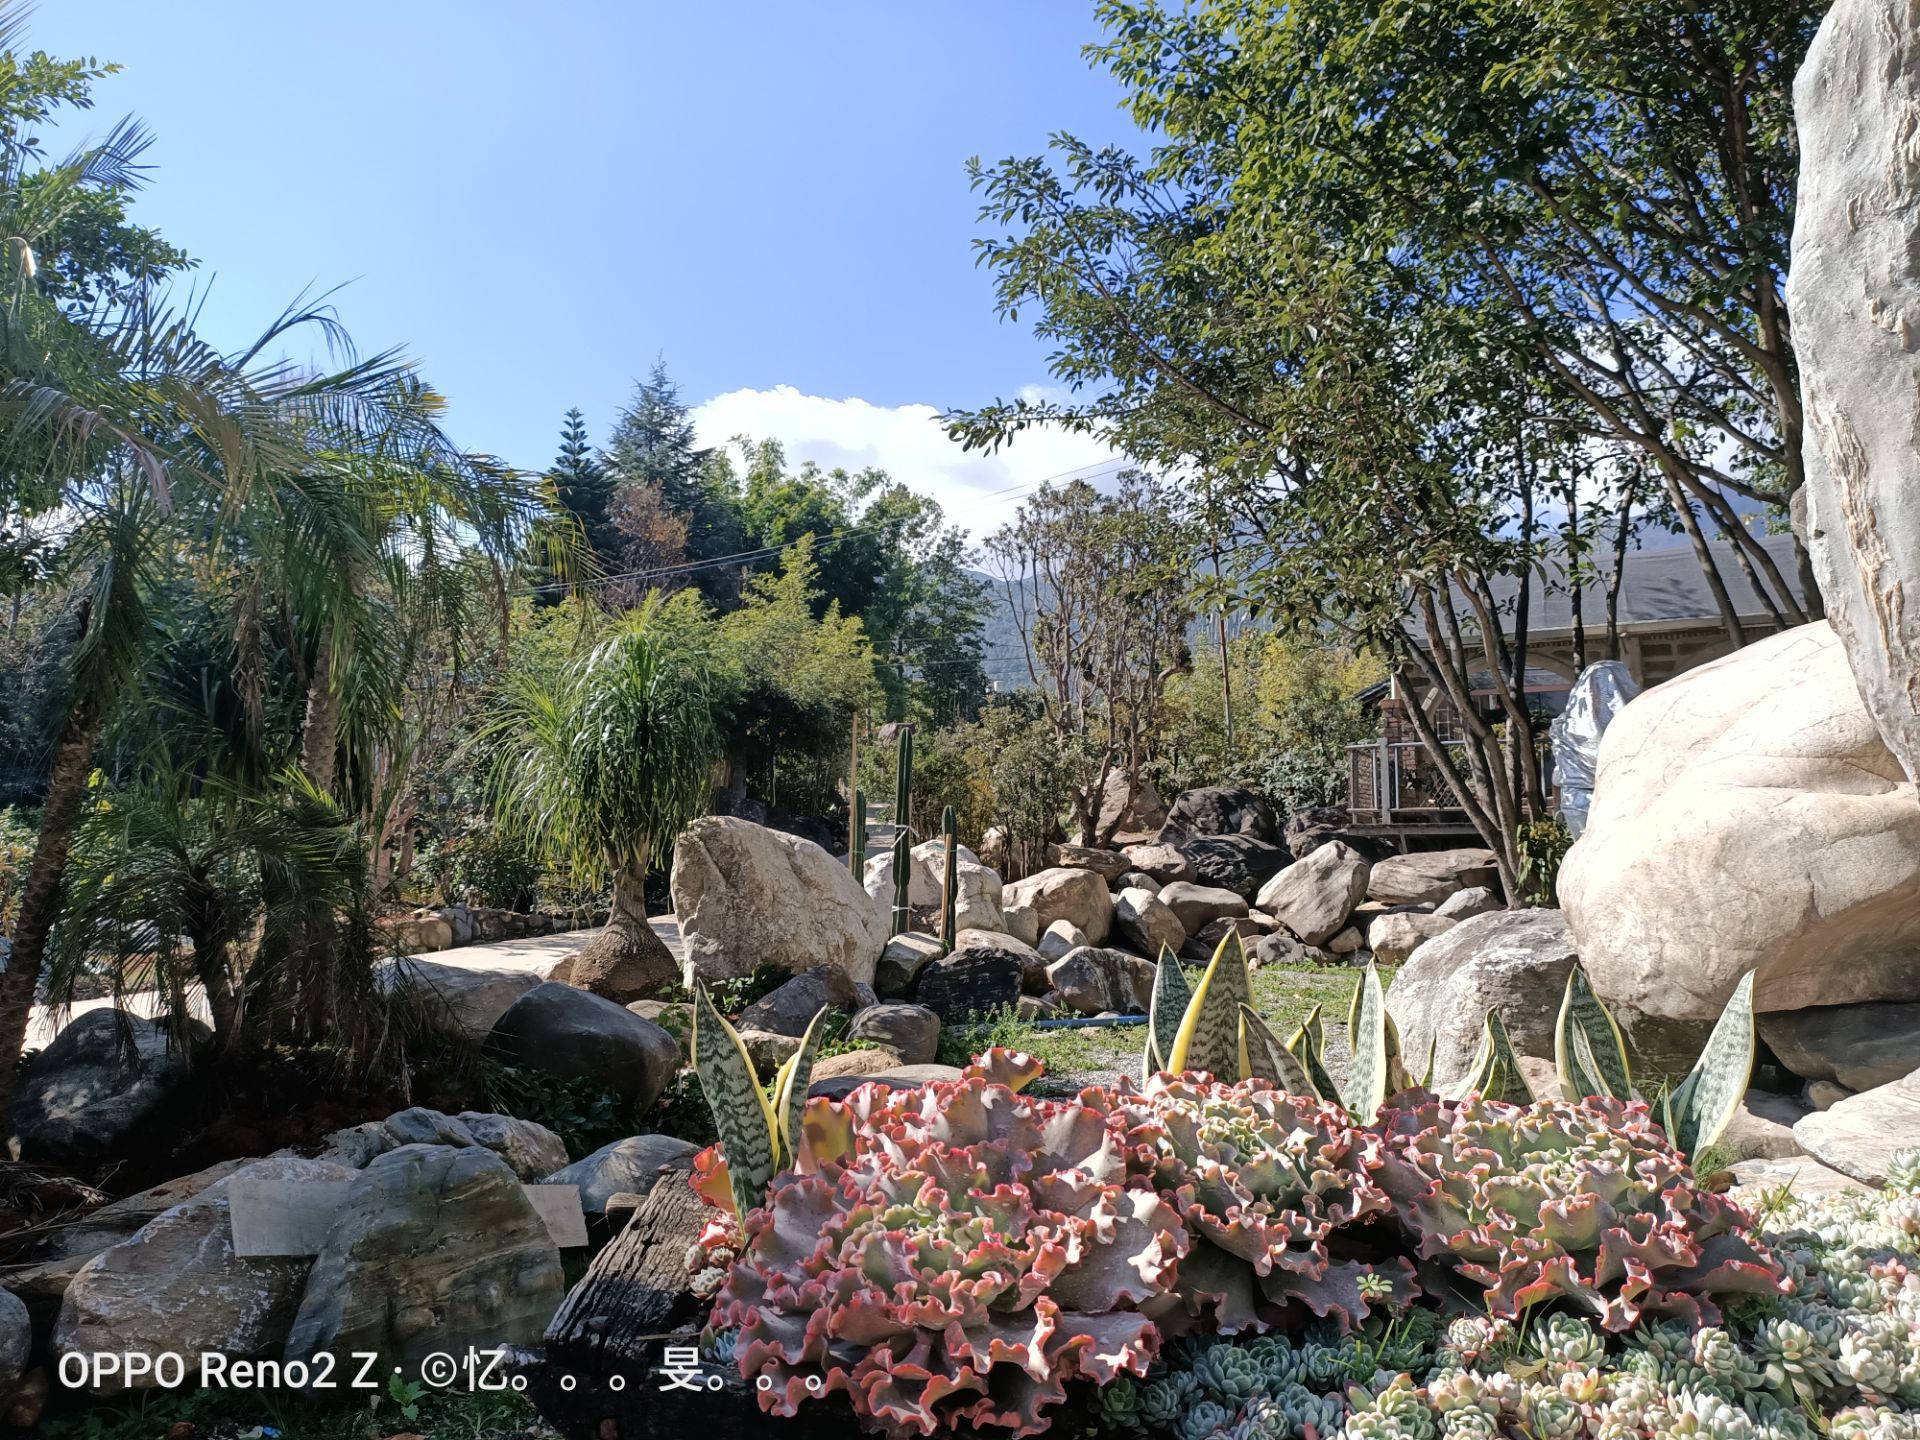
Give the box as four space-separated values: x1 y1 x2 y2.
940 963 1391 1094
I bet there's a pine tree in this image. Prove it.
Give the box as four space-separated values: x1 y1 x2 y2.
547 407 620 573
605 360 747 608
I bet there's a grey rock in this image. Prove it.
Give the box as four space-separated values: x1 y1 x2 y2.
486 983 681 1108
876 932 945 997
811 1047 905 1080
1001 867 1114 945
1727 1156 1864 1203
1193 916 1263 956
1115 870 1159 893
1017 994 1061 1021
1096 770 1168 838
1121 842 1195 885
379 958 540 1043
1001 903 1041 947
541 1134 701 1217
1385 909 1578 1089
285 1145 562 1367
1256 841 1370 947
1758 1002 1920 1092
1048 843 1131 879
1113 886 1186 958
14 1010 194 1163
1045 946 1154 1016
1165 785 1277 841
1794 1068 1920 1184
735 965 862 1037
1367 911 1457 964
738 1028 802 1070
1367 849 1500 906
1789 0 1920 782
1718 1090 1812 1163
1157 882 1249 934
847 1003 941 1064
53 1157 359 1389
672 816 887 985
1250 932 1309 968
1166 833 1290 900
0 1289 26 1402
912 935 1025 1023
1038 919 1091 962
1806 1079 1854 1111
455 1113 571 1181
808 1063 964 1101
1328 926 1364 956
1435 887 1502 922
1282 805 1353 860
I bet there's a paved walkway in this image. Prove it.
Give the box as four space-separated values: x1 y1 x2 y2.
24 918 684 1048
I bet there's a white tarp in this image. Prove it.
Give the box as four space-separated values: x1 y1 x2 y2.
1550 661 1640 837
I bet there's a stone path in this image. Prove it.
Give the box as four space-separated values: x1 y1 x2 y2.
24 918 685 1048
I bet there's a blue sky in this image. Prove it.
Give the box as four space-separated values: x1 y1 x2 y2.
38 3 1142 532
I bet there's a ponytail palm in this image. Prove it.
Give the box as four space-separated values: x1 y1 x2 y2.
484 597 718 994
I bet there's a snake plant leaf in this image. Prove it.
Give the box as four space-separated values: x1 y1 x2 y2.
1666 971 1756 1156
1296 1021 1338 1108
1485 1010 1536 1105
1556 963 1634 1101
773 1005 831 1167
1287 1002 1326 1057
1239 1004 1313 1092
1444 1015 1499 1102
1167 930 1250 1077
1382 1006 1417 1097
692 981 779 1217
1144 945 1192 1082
1420 1034 1437 1089
1341 961 1392 1120
1346 968 1365 1048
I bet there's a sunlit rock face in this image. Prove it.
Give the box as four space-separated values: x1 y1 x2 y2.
1790 0 1920 780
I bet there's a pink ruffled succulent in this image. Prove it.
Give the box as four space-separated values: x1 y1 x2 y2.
709 1054 1188 1437
1374 1093 1786 1330
1088 1073 1417 1336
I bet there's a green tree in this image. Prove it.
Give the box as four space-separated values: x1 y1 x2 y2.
483 598 719 991
547 406 618 575
605 360 745 607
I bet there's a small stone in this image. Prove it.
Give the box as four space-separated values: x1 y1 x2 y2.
1017 995 1061 1020
1001 867 1114 945
1249 933 1307 969
1115 870 1159 893
808 1063 964 1102
736 1028 803 1071
810 1047 906 1079
1327 926 1363 956
1806 1079 1853 1111
734 966 861 1038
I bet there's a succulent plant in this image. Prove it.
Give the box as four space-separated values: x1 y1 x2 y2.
1098 1373 1150 1434
710 1055 1187 1435
1375 1093 1784 1330
690 981 830 1218
938 804 959 951
889 827 911 935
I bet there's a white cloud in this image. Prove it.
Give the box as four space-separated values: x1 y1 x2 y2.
689 384 1130 541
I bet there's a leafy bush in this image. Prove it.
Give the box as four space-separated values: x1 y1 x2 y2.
423 829 542 911
480 1060 632 1160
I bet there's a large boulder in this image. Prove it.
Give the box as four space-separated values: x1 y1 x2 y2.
1047 843 1132 880
53 1156 358 1388
846 1003 941 1064
1001 867 1113 945
541 1134 700 1217
863 838 984 910
486 983 680 1109
1560 623 1920 1029
912 932 1027 1022
1793 1068 1920 1186
14 1010 193 1163
1156 882 1249 934
1165 833 1290 900
285 1145 563 1368
379 957 540 1043
1367 849 1500 906
1164 785 1277 841
1758 1003 1920 1093
1045 947 1154 1016
673 816 887 985
1113 886 1185 958
1385 910 1579 1089
1256 841 1370 947
1789 0 1920 784
1097 771 1168 838
734 965 863 1038
875 932 944 997
1121 841 1195 886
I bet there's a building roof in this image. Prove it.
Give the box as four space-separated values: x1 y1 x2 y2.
1467 532 1808 638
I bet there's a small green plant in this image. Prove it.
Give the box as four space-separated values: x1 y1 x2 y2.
1515 818 1572 907
938 803 958 951
481 1060 631 1160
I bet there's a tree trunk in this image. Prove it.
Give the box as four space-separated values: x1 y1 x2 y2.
568 861 678 999
0 698 101 1129
299 622 339 793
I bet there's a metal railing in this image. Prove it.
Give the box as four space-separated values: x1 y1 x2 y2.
1347 739 1471 820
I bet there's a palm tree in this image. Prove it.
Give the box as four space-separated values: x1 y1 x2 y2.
483 597 719 994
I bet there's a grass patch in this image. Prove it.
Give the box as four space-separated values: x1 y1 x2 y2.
936 963 1393 1093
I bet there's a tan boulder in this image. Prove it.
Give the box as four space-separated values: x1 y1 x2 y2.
1560 623 1920 1027
1255 841 1369 947
1001 866 1113 946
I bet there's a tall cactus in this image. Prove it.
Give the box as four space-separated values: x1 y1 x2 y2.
849 788 867 876
939 804 959 951
889 829 911 936
893 726 914 839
